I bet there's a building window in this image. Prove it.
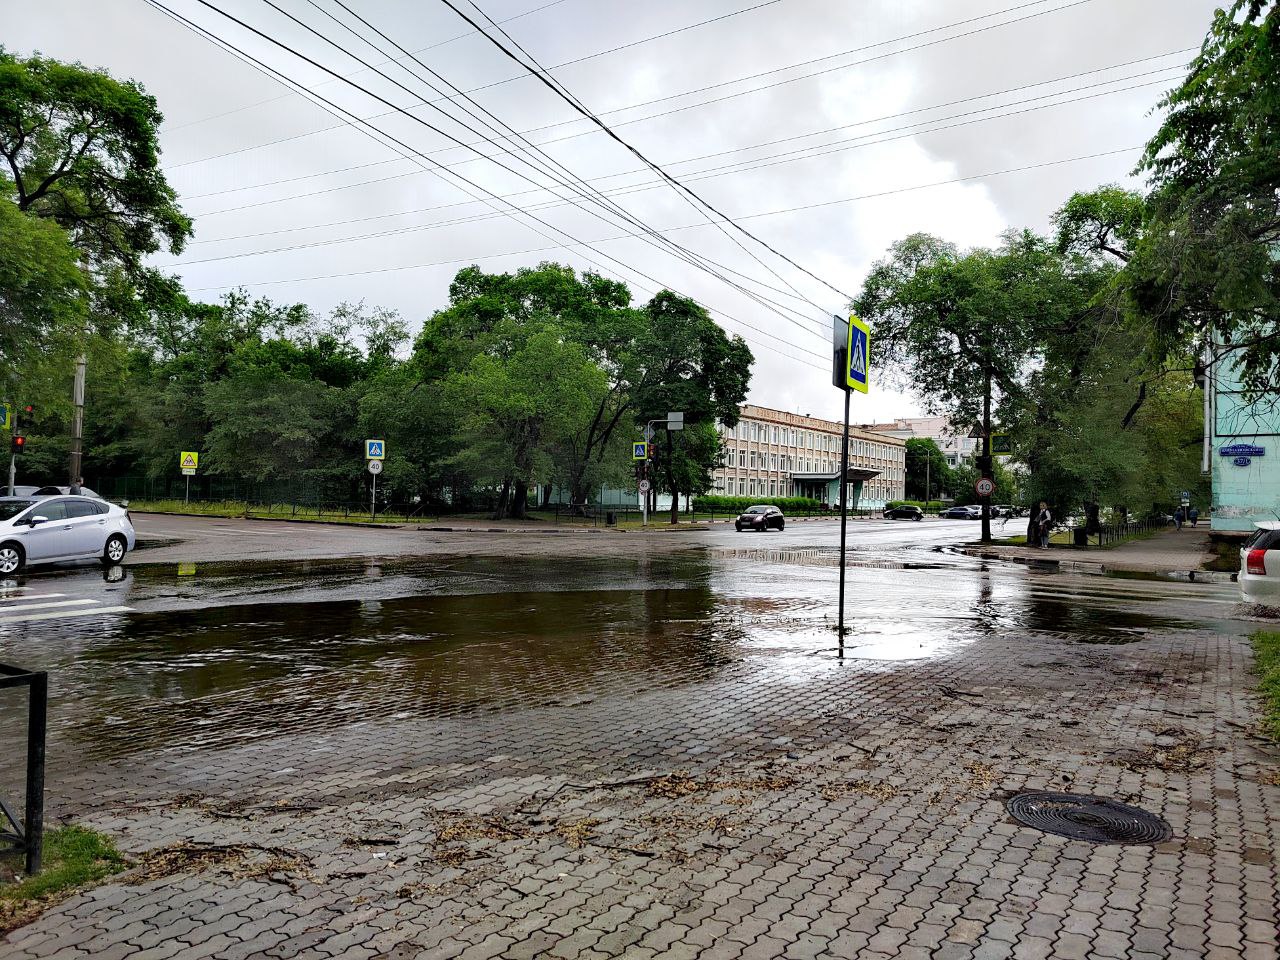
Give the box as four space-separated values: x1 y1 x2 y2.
738 449 746 467
749 451 756 468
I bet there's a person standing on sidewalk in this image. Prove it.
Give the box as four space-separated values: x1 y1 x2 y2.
1036 501 1052 548
1174 506 1185 530
1189 505 1199 526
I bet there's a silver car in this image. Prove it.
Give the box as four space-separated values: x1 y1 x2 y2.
0 496 136 575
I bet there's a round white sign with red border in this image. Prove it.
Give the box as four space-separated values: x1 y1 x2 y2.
975 477 995 497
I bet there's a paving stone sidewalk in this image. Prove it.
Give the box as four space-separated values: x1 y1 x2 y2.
3 587 1278 959
964 528 1223 577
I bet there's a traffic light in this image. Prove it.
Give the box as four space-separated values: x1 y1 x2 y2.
22 405 32 416
11 434 26 454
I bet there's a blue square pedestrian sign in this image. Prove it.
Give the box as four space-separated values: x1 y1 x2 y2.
846 314 870 394
365 439 386 460
632 441 648 461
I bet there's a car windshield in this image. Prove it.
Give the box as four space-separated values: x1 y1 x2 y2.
745 506 770 514
0 500 36 521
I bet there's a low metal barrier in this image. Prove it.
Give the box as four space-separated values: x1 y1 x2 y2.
0 663 46 875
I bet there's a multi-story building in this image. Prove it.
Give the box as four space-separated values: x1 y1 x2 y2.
861 415 977 468
712 404 907 509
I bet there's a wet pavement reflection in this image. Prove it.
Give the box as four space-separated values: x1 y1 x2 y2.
0 525 1244 788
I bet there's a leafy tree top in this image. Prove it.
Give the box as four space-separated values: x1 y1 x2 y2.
0 47 191 279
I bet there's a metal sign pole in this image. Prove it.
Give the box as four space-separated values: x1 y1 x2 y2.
371 471 376 523
838 387 850 640
185 474 190 505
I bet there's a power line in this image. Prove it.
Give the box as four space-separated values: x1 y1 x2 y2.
171 72 1175 264
442 0 850 304
143 0 834 365
182 47 1191 206
183 146 1141 291
166 0 1095 170
264 0 826 329
166 0 574 132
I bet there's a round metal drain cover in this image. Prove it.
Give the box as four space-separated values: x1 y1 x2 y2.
1006 791 1172 844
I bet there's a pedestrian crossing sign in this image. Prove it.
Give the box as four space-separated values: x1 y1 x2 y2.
845 314 870 394
366 439 386 460
179 451 199 470
632 441 648 460
1 403 9 431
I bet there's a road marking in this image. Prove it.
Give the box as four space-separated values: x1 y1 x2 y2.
0 592 64 604
0 605 132 625
0 599 100 613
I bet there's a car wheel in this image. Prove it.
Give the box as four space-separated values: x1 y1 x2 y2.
777 521 784 531
102 534 127 566
0 543 24 576
913 515 922 521
735 523 742 532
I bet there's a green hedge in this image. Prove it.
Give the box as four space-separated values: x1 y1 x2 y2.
1253 631 1280 741
885 500 945 511
694 495 826 513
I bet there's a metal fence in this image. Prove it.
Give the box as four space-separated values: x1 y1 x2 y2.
1072 519 1166 548
0 663 46 875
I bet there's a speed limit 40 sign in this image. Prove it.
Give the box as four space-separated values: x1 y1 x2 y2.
975 477 995 497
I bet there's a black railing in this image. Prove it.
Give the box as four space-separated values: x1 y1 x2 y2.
0 663 46 875
1072 519 1165 548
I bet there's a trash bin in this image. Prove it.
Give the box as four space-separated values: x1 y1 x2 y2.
606 511 617 526
1073 526 1087 547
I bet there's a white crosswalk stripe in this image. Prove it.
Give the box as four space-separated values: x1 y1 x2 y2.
0 590 131 623
0 604 132 624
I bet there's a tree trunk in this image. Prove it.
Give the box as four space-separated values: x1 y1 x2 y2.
540 484 552 509
493 478 511 520
510 479 528 520
980 363 993 544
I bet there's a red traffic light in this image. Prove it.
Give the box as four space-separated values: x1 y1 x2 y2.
11 435 26 453
22 405 32 415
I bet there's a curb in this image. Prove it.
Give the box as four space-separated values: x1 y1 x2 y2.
131 511 404 530
957 547 1238 583
415 526 608 535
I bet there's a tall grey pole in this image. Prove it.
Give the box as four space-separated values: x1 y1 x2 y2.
837 387 851 638
69 355 85 487
8 406 18 497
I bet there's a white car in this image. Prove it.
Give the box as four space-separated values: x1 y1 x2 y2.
0 495 136 575
1241 521 1280 606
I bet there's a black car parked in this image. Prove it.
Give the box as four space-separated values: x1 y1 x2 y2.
883 505 924 521
735 505 785 532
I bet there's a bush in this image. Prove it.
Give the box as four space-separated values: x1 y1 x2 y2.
695 495 826 514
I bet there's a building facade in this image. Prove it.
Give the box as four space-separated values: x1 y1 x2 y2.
712 404 907 509
1209 345 1280 533
861 416 978 468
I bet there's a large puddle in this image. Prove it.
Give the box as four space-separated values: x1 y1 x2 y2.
0 549 1230 783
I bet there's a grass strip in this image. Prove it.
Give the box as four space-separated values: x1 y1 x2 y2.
1 826 127 932
1252 630 1280 741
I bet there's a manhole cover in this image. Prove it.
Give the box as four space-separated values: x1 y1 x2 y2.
1006 791 1172 844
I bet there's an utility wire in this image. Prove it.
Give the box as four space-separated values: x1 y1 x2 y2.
167 0 573 131
443 0 850 304
182 47 1191 204
143 0 833 366
167 0 1094 170
184 146 1141 292
172 73 1175 264
297 0 825 326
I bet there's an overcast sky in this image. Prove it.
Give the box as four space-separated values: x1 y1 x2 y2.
4 0 1218 423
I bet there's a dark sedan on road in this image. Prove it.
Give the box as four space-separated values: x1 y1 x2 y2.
883 505 924 521
940 505 981 520
735 505 785 532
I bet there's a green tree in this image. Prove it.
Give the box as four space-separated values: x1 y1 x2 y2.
854 231 1090 539
1127 2 1280 392
0 48 190 288
0 192 86 405
903 437 952 502
631 291 752 523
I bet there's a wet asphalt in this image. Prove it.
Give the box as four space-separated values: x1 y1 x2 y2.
0 515 1245 788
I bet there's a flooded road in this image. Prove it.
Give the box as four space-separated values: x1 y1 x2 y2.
2 517 1273 960
0 518 1239 783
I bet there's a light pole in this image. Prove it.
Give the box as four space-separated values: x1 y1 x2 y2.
642 412 684 526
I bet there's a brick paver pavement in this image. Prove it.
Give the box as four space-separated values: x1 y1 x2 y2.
2 568 1277 959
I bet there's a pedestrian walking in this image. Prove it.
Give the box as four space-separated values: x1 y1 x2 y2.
1189 505 1199 526
1036 501 1052 548
1174 506 1184 530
